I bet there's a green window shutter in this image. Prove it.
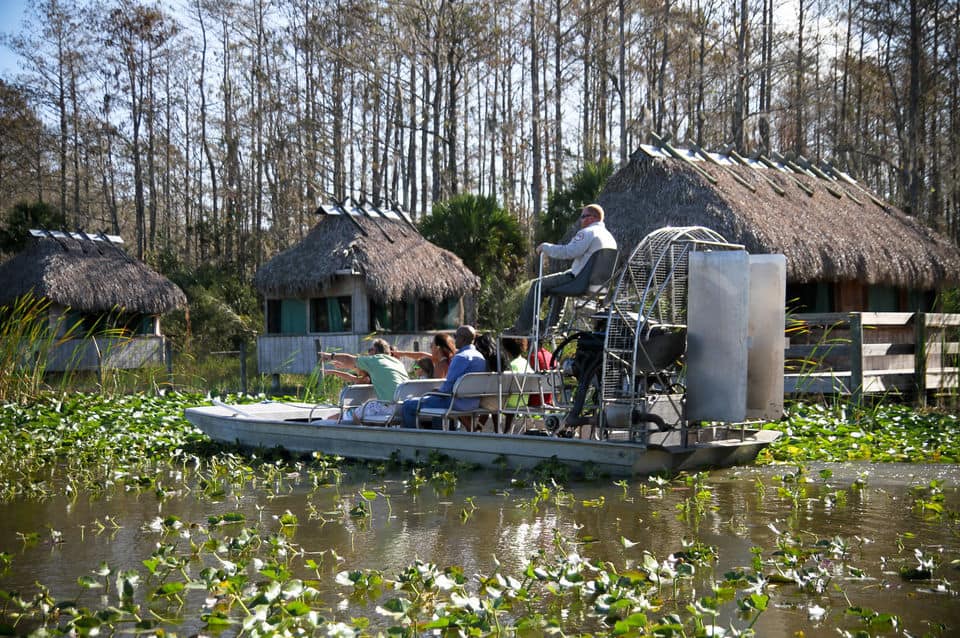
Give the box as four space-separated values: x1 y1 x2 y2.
281 299 307 334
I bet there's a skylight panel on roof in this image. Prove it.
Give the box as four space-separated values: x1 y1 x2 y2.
318 203 341 215
29 229 124 244
638 144 669 159
707 152 735 166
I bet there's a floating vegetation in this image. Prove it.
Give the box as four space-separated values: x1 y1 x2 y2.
762 400 960 464
0 392 957 636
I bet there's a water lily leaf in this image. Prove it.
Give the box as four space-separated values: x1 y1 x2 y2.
154 581 185 596
284 600 311 616
72 615 102 629
202 612 233 627
77 575 102 589
282 579 305 598
900 567 932 581
613 611 649 634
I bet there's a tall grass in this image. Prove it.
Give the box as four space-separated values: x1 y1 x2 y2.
0 295 343 403
0 294 83 402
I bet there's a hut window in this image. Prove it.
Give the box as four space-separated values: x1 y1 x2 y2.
786 283 833 314
417 297 459 331
370 300 414 333
266 300 282 333
310 296 352 333
266 299 307 334
867 286 899 312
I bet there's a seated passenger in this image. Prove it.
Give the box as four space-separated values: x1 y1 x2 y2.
319 338 408 423
394 333 455 378
400 325 486 429
412 356 434 379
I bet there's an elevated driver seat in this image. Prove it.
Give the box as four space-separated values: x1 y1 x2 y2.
543 248 619 334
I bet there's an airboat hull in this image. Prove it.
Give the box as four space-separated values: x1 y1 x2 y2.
184 402 780 476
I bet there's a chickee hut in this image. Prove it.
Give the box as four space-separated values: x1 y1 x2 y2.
254 200 480 376
599 142 960 313
0 230 187 371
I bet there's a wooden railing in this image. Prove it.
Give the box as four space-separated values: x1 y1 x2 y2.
784 312 960 401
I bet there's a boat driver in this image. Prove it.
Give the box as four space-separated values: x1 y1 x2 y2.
509 203 617 335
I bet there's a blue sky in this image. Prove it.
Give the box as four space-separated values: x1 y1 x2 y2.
0 0 29 77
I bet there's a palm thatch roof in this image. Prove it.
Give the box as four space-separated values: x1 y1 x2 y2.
255 211 480 302
600 145 960 289
0 232 187 314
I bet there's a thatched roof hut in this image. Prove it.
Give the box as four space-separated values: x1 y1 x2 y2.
0 231 186 314
599 145 960 297
255 208 479 303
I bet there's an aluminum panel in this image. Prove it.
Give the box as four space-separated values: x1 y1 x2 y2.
686 250 749 423
747 254 786 420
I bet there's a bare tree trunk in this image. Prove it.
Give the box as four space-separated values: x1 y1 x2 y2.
618 0 627 164
57 22 67 225
656 0 670 135
444 46 460 197
530 0 542 215
407 62 417 214
332 29 345 200
69 59 80 227
197 0 218 262
794 0 806 154
420 68 429 218
553 0 563 186
431 49 443 202
732 0 748 152
905 0 922 215
147 53 158 254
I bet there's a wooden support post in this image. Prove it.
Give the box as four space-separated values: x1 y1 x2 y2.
849 313 863 408
239 340 248 396
315 338 324 384
914 312 928 407
94 337 103 389
165 339 174 387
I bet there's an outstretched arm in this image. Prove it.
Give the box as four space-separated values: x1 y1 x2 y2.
393 349 431 360
322 369 366 383
320 351 358 366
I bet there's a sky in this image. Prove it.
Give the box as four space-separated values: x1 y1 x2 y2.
0 0 28 77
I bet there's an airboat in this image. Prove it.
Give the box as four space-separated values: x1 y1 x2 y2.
185 227 784 476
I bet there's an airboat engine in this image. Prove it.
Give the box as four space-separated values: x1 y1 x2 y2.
597 226 786 442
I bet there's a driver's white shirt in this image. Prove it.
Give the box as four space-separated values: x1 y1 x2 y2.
540 221 617 275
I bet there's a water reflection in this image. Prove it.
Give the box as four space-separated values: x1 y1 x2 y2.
0 462 956 637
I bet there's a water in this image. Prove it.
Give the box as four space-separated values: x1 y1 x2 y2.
1 462 957 636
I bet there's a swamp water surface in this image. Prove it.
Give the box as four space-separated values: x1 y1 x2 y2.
1 461 957 636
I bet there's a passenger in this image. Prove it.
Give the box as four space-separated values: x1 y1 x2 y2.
498 337 532 434
502 337 531 373
475 332 507 372
400 325 486 429
528 343 555 407
511 203 617 334
474 332 507 432
319 339 408 423
412 356 434 379
394 333 455 379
